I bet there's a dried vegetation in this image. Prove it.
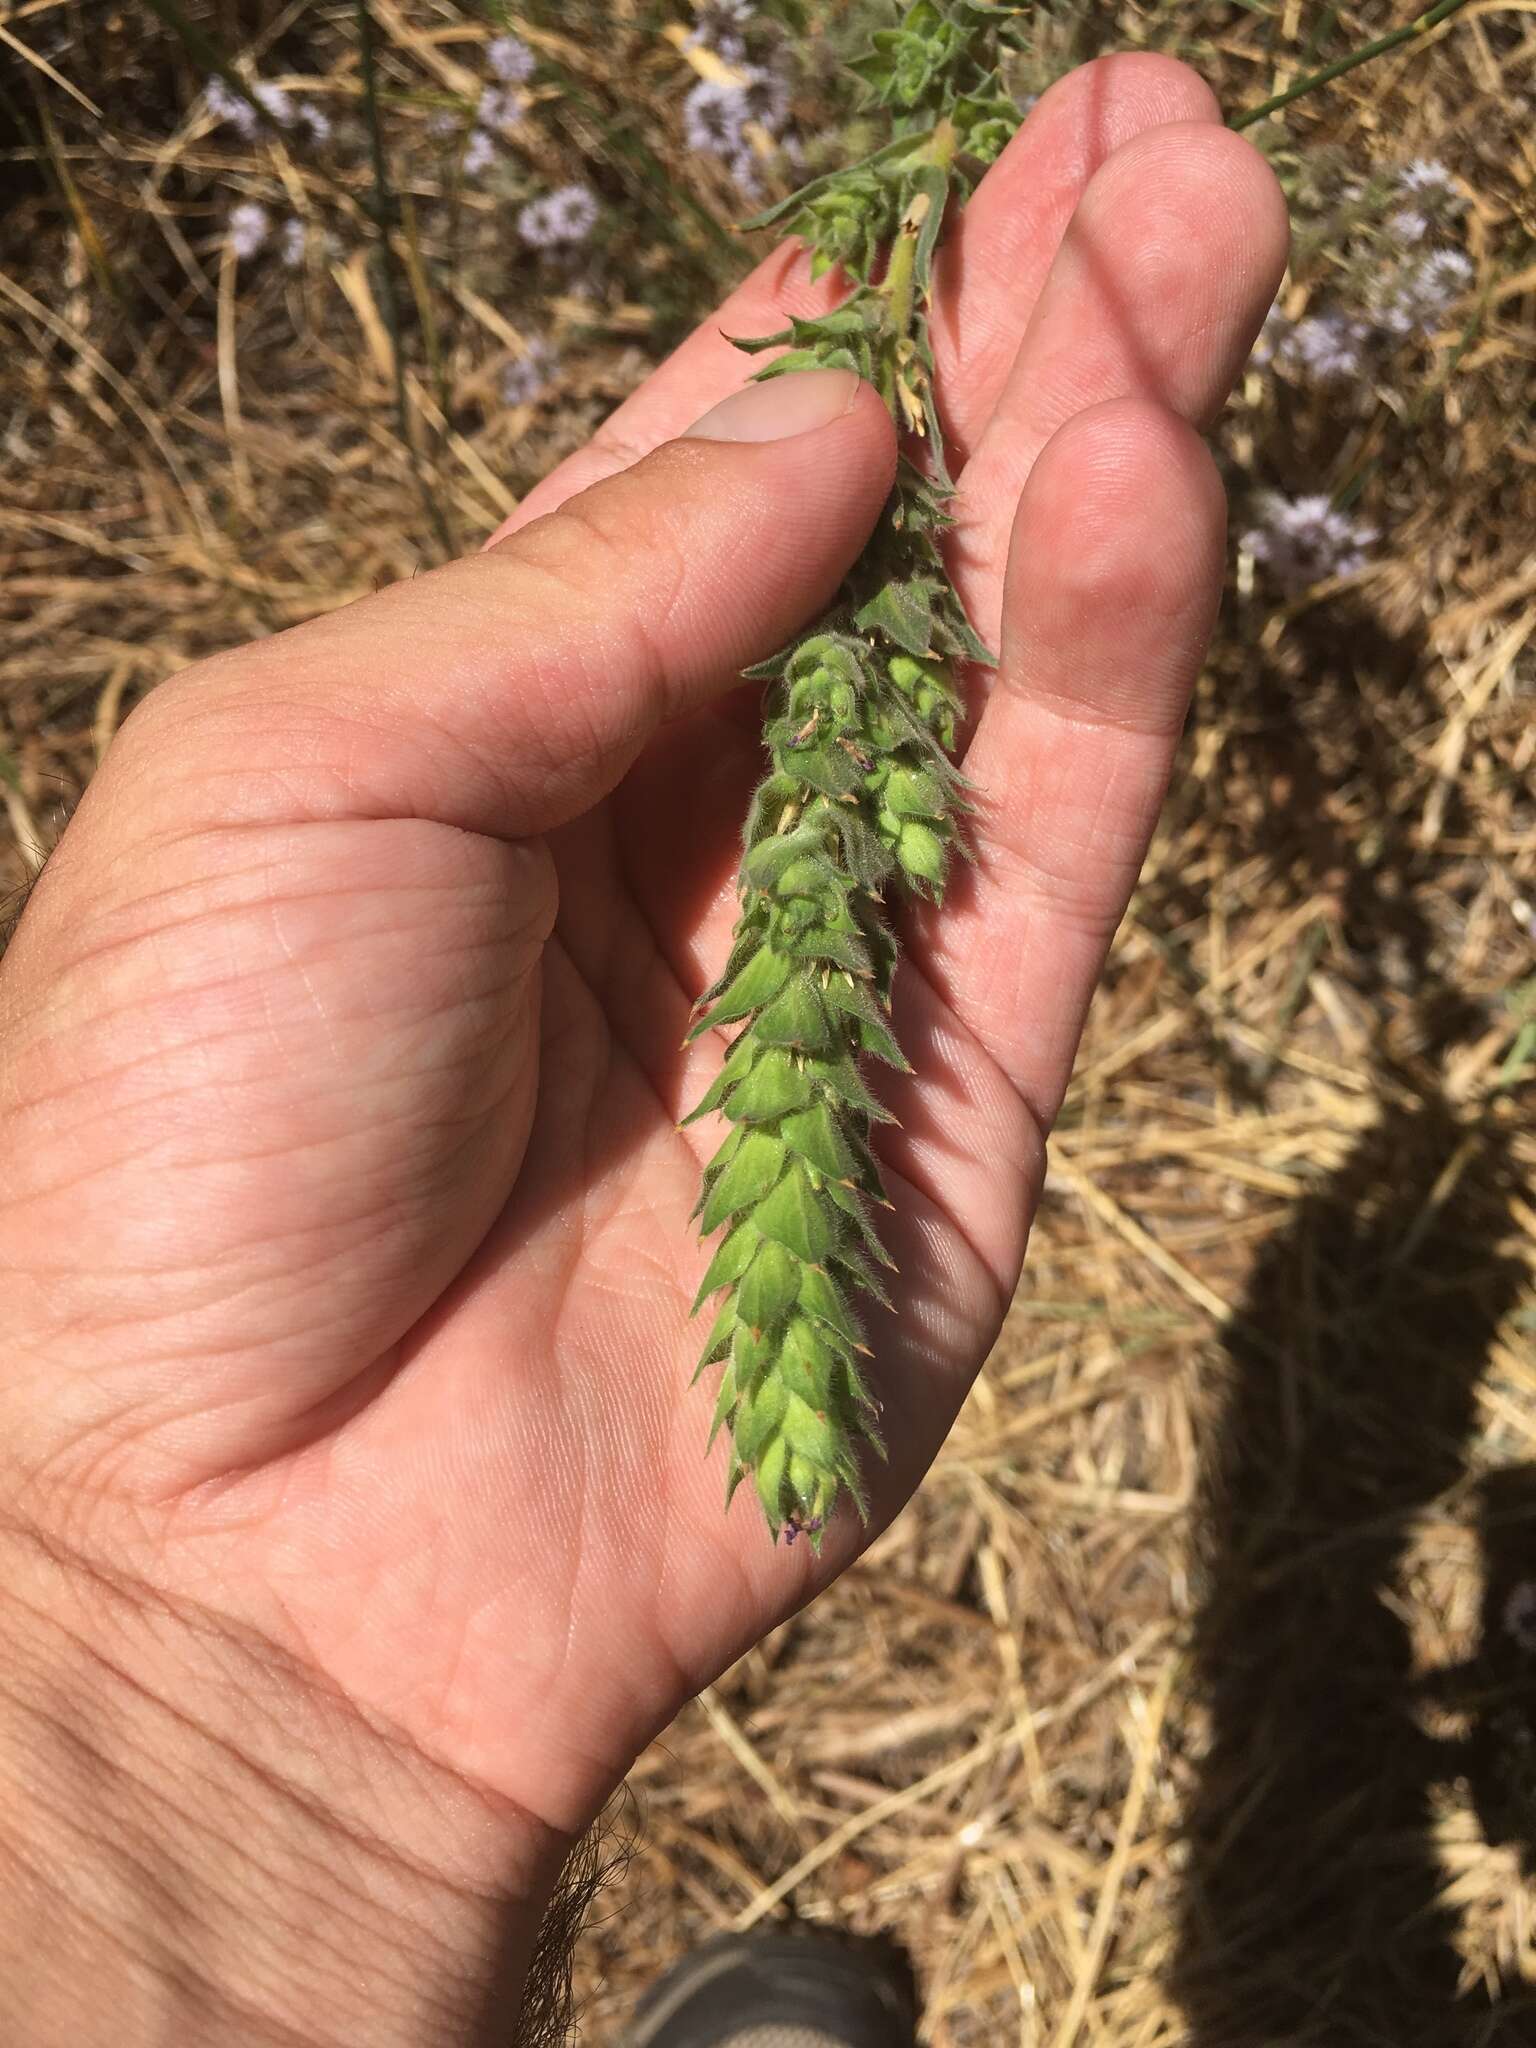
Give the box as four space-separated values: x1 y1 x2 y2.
3 0 1535 2039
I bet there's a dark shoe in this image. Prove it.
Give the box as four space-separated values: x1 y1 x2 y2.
622 1928 918 2048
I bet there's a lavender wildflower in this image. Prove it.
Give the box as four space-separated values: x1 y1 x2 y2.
486 33 536 84
1388 207 1429 244
1372 247 1473 337
737 62 790 135
1282 311 1370 383
252 80 293 127
517 181 600 249
728 147 764 204
279 217 306 267
501 338 557 407
1242 492 1377 592
463 129 499 178
295 102 332 145
476 85 520 133
687 0 755 54
1399 158 1457 200
1505 1583 1536 1655
227 201 271 261
206 75 257 138
683 77 748 157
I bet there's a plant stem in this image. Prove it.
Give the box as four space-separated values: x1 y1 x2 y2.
880 117 957 342
1233 0 1476 129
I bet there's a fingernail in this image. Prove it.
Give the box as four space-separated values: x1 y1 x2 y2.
684 367 861 443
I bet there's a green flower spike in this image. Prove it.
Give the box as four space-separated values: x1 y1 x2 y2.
686 2 1021 1548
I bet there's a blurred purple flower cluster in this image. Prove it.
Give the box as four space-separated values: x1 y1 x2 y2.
206 73 330 144
460 34 536 176
677 1 795 198
687 0 755 64
502 337 558 407
1257 157 1472 391
225 199 306 266
517 182 600 250
1241 493 1377 594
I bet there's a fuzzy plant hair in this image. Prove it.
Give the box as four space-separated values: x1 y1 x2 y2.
686 1 1021 1546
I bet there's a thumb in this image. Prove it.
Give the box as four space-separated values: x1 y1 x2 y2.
138 368 896 841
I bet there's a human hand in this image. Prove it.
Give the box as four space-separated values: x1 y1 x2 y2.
0 55 1285 2046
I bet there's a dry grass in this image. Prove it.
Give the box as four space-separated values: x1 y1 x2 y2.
4 2 1536 2042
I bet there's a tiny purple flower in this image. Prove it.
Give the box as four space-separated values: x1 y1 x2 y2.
486 33 536 84
295 101 331 145
1388 207 1429 245
517 181 599 249
501 337 557 406
463 128 499 177
252 80 293 127
1282 311 1370 383
1399 158 1456 200
684 77 747 157
206 75 257 138
728 146 763 202
686 0 755 55
737 62 789 134
227 200 271 260
1242 491 1377 592
476 85 520 133
1372 247 1473 337
279 217 306 266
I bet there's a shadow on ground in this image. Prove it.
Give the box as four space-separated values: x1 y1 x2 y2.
1174 1092 1536 2047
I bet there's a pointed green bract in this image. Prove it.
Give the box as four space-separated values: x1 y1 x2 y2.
686 0 1018 1545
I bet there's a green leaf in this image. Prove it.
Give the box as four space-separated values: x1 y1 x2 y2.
821 977 911 1071
909 161 951 298
883 764 945 819
736 1376 787 1467
897 818 948 891
743 828 824 889
725 1046 814 1122
781 1306 836 1377
781 1394 836 1465
733 1318 773 1388
788 745 861 799
737 1238 801 1332
754 978 833 1052
680 1032 759 1125
689 943 791 1038
785 926 871 974
855 577 936 656
729 326 794 355
733 130 932 235
692 1296 738 1381
808 1052 897 1125
799 1262 864 1347
700 1132 786 1235
780 1099 855 1179
834 1246 896 1312
825 1177 897 1268
707 1362 740 1449
753 1431 789 1522
691 1217 760 1311
755 1161 837 1263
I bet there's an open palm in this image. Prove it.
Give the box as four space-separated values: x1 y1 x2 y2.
0 55 1284 1860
